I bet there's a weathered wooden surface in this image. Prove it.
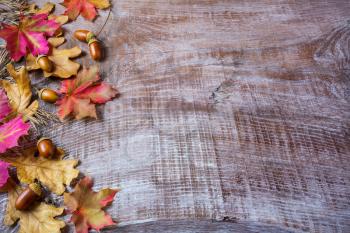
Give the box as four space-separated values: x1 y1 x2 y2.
1 0 350 232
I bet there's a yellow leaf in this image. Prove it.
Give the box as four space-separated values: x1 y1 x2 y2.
2 180 65 233
29 2 55 14
2 147 79 195
26 38 82 79
45 46 82 78
88 0 110 9
1 64 38 121
49 15 69 25
29 2 69 26
48 37 66 48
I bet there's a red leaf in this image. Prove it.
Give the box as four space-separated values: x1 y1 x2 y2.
57 66 117 120
62 0 110 21
64 176 118 233
0 14 60 61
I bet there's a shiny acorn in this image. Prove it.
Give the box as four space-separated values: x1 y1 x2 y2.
39 88 59 104
74 29 91 42
37 138 56 158
15 183 42 211
88 39 102 61
36 55 53 72
74 29 103 61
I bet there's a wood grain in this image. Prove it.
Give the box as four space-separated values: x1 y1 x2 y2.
1 0 350 232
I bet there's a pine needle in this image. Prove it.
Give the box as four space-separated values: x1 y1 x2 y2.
0 0 27 25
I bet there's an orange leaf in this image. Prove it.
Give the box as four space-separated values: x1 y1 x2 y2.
57 66 117 120
64 176 118 233
62 0 110 21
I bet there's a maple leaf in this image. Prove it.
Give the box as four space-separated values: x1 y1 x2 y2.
0 89 11 121
26 37 82 78
0 14 61 61
2 147 79 195
2 180 65 233
62 0 110 21
57 66 117 120
0 161 10 188
1 64 39 122
64 176 118 233
0 116 30 154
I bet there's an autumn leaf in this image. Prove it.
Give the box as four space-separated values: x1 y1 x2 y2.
0 116 30 154
26 37 82 78
57 66 117 120
29 2 69 28
2 147 79 195
0 14 60 61
0 89 11 121
62 0 110 21
2 180 65 233
0 161 9 188
64 176 118 233
1 64 39 122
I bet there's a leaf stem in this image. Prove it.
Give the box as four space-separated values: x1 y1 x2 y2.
96 8 112 37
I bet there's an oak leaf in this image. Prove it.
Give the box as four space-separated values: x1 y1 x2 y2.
2 147 79 195
0 116 30 154
57 66 117 120
64 176 118 233
26 37 82 78
1 64 38 122
29 2 69 27
62 0 110 21
2 180 65 233
0 14 60 61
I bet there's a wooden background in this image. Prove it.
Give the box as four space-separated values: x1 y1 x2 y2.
1 0 350 232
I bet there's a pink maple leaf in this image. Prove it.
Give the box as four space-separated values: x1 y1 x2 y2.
0 14 60 61
0 116 30 153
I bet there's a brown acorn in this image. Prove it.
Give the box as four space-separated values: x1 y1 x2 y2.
74 29 91 42
37 138 56 158
89 39 102 61
39 88 59 103
36 55 53 72
15 183 42 211
74 29 103 61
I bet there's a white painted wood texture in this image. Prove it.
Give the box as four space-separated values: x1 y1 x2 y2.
1 0 350 232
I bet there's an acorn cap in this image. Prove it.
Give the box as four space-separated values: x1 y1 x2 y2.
88 38 99 46
38 88 47 99
29 183 42 196
86 32 96 43
37 137 51 146
36 55 48 64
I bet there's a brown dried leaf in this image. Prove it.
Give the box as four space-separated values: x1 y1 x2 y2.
2 147 79 195
26 38 82 79
0 64 38 122
2 180 65 233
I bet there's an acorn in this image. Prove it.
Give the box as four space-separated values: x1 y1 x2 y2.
38 88 59 104
74 29 91 42
89 39 102 61
15 183 42 211
37 138 56 158
36 55 53 72
74 29 103 61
